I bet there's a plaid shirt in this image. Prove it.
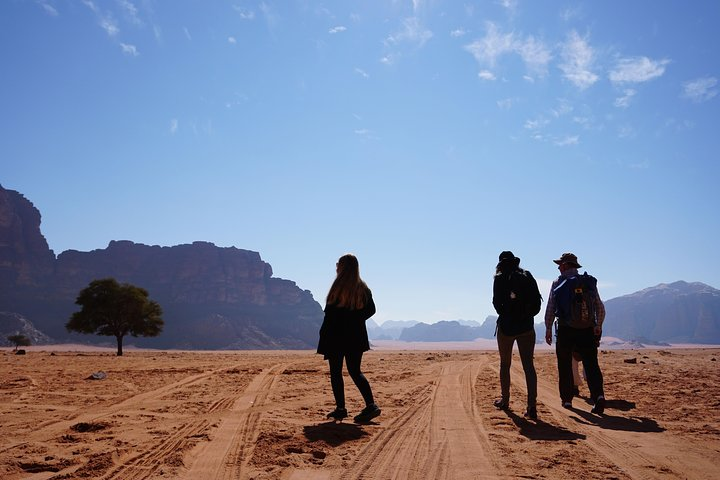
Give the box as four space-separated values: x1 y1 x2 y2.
544 268 606 330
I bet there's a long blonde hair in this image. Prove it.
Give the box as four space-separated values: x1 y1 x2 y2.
326 254 370 309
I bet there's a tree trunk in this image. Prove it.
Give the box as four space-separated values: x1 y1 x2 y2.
116 335 124 356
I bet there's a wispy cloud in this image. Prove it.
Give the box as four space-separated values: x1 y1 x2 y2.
228 36 237 44
681 76 718 103
232 6 255 20
614 89 637 108
559 30 598 90
170 119 178 135
386 17 433 47
550 99 573 117
120 43 138 56
478 70 496 81
117 0 141 26
497 98 517 109
524 117 549 130
609 56 670 84
183 27 192 41
450 28 467 38
554 135 579 146
38 1 59 16
380 54 397 66
354 68 369 78
497 0 518 13
329 26 346 34
464 22 550 77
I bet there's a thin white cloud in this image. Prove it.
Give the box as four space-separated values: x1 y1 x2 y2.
228 36 237 44
380 54 397 66
451 28 467 38
170 119 178 135
524 117 549 130
559 30 598 90
183 27 192 41
609 56 670 84
523 75 535 83
497 0 518 13
117 0 141 26
464 22 514 68
682 76 718 103
614 89 637 108
497 98 517 109
386 17 433 47
516 35 552 76
232 6 255 20
554 135 579 146
551 99 573 117
120 43 138 56
38 1 59 16
617 124 636 139
478 70 496 81
81 0 98 13
464 22 550 77
354 68 369 78
354 128 370 135
329 26 346 34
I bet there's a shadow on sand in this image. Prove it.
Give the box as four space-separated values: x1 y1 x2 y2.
303 421 370 447
569 408 665 433
505 410 586 441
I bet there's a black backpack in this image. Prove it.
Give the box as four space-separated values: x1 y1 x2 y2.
509 269 543 318
553 272 598 328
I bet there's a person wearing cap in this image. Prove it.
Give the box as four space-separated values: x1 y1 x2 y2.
492 251 541 419
544 253 606 414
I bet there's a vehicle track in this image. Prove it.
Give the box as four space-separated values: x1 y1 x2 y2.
338 357 500 480
180 363 288 479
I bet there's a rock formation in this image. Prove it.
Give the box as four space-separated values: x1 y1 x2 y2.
0 184 323 349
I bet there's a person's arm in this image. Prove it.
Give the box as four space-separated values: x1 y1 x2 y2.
544 282 557 345
358 291 376 321
594 290 605 336
492 275 504 316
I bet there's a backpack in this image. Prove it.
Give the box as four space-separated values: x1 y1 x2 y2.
553 272 598 328
509 269 542 318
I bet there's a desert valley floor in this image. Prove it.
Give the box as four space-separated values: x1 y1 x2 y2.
1 346 719 479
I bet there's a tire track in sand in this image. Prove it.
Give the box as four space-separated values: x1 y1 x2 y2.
338 357 500 480
180 363 288 480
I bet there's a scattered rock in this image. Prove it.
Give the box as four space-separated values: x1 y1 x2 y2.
624 358 637 364
87 371 107 380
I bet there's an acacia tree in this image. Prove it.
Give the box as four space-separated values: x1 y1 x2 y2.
7 334 31 351
67 278 164 356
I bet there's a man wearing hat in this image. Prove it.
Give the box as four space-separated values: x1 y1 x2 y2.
492 251 541 419
544 253 606 414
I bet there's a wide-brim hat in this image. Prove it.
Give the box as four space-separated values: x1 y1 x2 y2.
553 252 582 268
497 250 520 268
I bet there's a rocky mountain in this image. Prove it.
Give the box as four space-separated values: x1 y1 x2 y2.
603 281 720 344
0 184 323 349
0 312 54 347
398 317 497 342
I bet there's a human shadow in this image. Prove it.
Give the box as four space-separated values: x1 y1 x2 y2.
578 396 636 412
303 421 370 447
569 408 664 433
505 410 586 441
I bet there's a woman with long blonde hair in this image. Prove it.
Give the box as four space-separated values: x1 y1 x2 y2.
317 254 380 423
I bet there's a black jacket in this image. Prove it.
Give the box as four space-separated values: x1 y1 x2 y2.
316 289 375 358
493 268 537 336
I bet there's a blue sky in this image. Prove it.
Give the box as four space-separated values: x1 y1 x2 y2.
2 1 719 325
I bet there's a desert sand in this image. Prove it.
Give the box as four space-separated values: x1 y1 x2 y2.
1 344 719 479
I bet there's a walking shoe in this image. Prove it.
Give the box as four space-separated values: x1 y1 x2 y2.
572 386 580 397
562 401 572 409
591 395 605 415
493 399 509 410
524 407 537 420
354 404 381 423
326 407 347 420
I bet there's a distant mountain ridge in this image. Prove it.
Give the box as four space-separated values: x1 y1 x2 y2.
0 184 323 349
603 281 720 344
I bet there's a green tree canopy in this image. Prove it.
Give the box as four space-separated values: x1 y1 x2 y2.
66 278 164 356
7 334 31 351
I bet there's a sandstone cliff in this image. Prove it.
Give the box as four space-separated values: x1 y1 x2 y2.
0 184 323 349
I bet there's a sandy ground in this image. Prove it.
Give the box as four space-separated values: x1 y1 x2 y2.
1 345 718 479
